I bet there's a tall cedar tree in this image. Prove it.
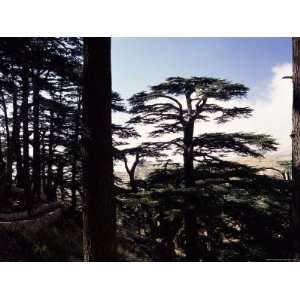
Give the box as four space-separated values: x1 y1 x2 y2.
82 37 115 261
128 77 253 186
128 77 277 260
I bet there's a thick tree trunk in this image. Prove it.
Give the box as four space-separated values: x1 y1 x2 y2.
183 119 199 261
292 37 300 259
184 198 199 261
82 37 115 261
183 121 195 187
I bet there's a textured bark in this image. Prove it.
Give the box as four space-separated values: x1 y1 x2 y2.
82 38 115 261
292 37 300 259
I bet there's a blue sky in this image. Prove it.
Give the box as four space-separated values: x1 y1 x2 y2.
112 38 291 99
112 38 293 158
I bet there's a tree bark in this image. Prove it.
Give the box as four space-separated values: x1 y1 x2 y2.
82 37 115 261
292 37 300 259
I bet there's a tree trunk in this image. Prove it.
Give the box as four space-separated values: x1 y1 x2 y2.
57 160 65 203
0 92 10 149
47 111 55 201
0 132 3 165
124 153 139 193
292 37 300 259
15 135 23 187
21 67 31 206
183 121 195 187
71 96 81 211
41 131 47 195
183 120 199 260
5 85 19 190
11 84 24 188
1 91 12 190
184 195 199 261
71 160 77 210
82 37 115 261
32 74 41 203
129 172 138 193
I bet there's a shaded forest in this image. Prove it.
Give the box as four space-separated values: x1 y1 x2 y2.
0 37 296 261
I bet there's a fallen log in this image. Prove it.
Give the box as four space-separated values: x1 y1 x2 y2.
0 207 62 233
0 202 61 222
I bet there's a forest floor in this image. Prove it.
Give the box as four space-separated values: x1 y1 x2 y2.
0 210 151 262
0 211 83 261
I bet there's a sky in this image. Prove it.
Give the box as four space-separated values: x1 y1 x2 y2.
112 38 291 98
111 38 292 167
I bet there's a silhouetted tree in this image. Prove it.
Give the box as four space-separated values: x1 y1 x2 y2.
128 77 251 187
128 76 277 260
0 38 82 210
119 143 164 192
82 37 115 261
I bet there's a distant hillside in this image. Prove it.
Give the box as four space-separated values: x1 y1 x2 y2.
115 161 158 183
236 152 291 177
115 152 292 184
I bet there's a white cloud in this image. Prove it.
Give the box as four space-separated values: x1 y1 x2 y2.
196 63 292 155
